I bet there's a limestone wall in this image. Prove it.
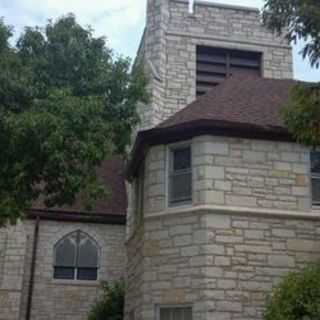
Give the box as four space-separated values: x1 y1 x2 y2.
25 220 126 320
134 210 320 320
0 223 27 320
138 0 293 129
125 227 144 320
0 219 126 320
142 136 311 216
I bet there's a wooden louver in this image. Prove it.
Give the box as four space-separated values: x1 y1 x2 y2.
196 46 262 96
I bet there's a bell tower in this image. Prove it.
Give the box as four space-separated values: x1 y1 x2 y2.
136 0 293 131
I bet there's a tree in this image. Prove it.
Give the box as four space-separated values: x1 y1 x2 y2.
88 280 125 320
263 0 320 68
264 264 320 320
263 1 320 148
0 15 148 226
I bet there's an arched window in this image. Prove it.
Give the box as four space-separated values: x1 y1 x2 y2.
54 230 99 281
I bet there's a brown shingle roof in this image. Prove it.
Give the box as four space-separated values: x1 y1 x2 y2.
158 76 296 130
30 156 127 221
127 76 302 179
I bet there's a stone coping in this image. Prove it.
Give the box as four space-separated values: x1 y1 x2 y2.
166 30 292 49
145 205 320 221
173 0 260 13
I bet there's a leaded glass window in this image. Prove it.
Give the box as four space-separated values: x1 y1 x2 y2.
54 231 99 281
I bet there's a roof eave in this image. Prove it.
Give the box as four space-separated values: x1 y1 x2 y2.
126 119 293 180
27 209 126 225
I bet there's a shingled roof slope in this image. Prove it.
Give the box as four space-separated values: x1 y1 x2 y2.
127 77 301 179
31 156 127 218
158 76 296 131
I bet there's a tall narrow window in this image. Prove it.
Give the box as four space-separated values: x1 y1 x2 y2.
196 46 261 95
311 151 320 206
160 306 192 320
169 146 192 206
54 231 99 281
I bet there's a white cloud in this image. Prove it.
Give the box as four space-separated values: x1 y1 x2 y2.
0 0 319 81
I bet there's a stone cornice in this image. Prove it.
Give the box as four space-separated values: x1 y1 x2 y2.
166 30 292 50
145 205 320 221
172 0 260 13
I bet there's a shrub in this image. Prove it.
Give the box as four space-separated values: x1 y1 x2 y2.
88 280 125 320
264 264 320 320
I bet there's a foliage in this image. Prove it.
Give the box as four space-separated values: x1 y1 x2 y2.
88 280 125 320
264 264 320 320
263 0 320 148
263 0 320 67
0 15 148 226
282 84 320 148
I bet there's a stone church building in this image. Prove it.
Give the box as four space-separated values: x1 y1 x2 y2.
1 1 320 320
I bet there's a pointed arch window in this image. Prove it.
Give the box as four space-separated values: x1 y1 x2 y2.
54 230 99 281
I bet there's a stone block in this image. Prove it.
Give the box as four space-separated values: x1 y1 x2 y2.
206 166 225 179
216 301 242 312
169 225 192 236
202 190 225 205
244 230 264 240
243 151 266 163
272 229 295 238
200 244 225 255
226 195 257 207
215 256 231 266
268 255 295 267
215 181 232 191
205 214 231 229
287 239 320 252
174 235 192 246
181 246 200 256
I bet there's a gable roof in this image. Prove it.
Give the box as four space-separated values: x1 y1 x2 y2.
127 76 300 179
29 156 127 224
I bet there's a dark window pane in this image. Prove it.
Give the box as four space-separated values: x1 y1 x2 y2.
160 308 171 320
173 308 184 320
311 152 320 174
173 148 191 171
78 236 98 268
55 234 77 267
77 268 97 281
160 308 192 320
54 267 75 280
312 178 320 205
170 172 192 204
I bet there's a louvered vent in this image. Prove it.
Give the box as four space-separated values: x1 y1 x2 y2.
196 46 262 96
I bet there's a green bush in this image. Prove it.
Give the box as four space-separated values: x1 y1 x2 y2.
88 280 125 320
264 264 320 320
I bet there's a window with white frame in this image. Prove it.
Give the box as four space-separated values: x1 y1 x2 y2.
54 230 99 281
159 306 192 320
169 145 192 206
311 151 320 206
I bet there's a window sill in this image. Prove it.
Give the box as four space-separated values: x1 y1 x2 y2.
51 279 100 287
146 204 320 221
167 202 193 210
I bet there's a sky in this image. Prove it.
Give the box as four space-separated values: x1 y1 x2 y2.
0 0 319 82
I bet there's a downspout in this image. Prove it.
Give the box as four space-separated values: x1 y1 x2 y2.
26 215 40 320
